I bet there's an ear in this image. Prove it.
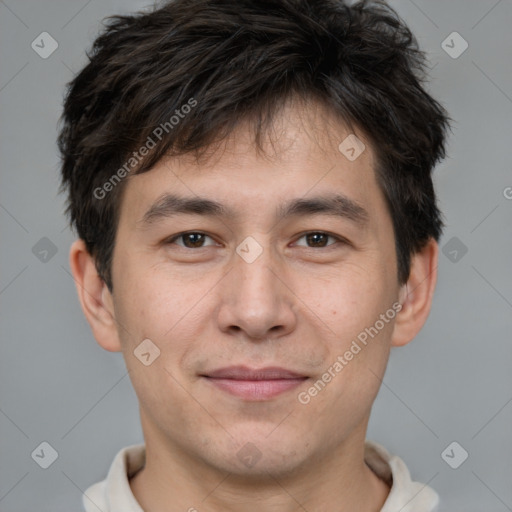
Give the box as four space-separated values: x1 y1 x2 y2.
69 239 122 352
391 238 438 347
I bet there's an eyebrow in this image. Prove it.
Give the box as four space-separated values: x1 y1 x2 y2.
138 192 369 228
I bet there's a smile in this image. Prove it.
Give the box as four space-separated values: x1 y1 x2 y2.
201 366 308 400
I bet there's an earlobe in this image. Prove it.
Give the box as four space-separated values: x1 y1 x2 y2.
391 238 439 348
69 239 122 352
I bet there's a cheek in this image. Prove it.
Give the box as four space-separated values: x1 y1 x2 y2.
308 296 395 433
115 256 188 334
115 262 217 381
316 265 397 391
314 260 394 331
113 268 203 421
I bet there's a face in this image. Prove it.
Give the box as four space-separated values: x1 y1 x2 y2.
108 101 403 476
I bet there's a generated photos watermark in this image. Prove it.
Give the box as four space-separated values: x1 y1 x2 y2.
297 301 402 404
93 97 197 200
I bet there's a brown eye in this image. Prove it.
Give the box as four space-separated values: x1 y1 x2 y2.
167 232 216 248
295 232 340 248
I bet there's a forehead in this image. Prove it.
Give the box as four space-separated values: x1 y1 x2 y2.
118 100 386 229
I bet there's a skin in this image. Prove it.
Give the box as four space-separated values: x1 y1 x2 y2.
70 99 438 512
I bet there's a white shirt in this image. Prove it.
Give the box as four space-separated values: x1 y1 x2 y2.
82 440 439 512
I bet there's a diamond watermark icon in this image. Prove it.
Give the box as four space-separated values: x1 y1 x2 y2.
31 441 59 469
442 236 468 263
338 134 366 161
134 338 161 366
441 441 468 469
32 237 58 263
237 442 262 468
441 32 468 59
236 236 263 264
31 32 59 59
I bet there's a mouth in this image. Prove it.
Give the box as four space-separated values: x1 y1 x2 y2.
200 366 309 400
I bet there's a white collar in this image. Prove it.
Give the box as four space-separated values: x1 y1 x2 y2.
83 440 439 512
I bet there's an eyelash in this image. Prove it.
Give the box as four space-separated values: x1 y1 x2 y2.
164 231 347 249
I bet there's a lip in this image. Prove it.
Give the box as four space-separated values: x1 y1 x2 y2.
201 366 308 400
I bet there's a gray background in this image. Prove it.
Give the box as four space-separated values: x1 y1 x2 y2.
1 0 511 510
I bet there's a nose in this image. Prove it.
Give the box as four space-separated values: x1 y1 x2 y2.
216 240 298 342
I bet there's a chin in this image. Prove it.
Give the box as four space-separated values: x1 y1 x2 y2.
201 424 315 478
219 450 310 480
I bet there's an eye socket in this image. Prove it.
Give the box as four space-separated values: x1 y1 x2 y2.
165 231 345 249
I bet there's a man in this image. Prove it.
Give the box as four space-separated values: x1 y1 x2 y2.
58 0 451 510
